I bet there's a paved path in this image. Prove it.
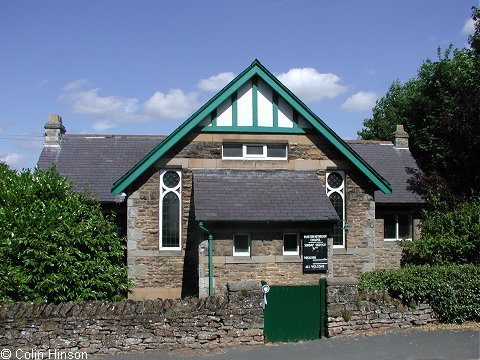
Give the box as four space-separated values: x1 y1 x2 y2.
99 328 480 360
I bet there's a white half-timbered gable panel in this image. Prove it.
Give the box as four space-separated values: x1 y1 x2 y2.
199 77 312 132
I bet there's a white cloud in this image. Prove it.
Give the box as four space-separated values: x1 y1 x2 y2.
276 68 348 102
66 89 139 117
143 89 199 120
462 18 475 36
60 87 150 131
198 72 236 91
60 78 202 130
341 91 378 112
63 79 89 92
0 153 25 169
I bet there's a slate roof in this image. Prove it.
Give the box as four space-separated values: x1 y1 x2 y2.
193 169 339 222
36 135 422 206
347 141 424 205
37 134 165 203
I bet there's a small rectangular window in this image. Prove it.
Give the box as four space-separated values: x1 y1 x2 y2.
233 234 250 256
283 233 299 255
384 214 412 241
222 143 287 160
267 144 287 158
383 214 397 239
245 144 265 157
223 143 242 158
398 214 412 239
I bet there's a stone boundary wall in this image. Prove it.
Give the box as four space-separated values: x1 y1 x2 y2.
327 278 436 336
0 282 263 356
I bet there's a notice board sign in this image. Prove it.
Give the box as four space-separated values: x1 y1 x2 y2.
302 234 329 273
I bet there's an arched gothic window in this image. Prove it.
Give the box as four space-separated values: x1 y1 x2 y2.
326 171 345 248
160 170 182 250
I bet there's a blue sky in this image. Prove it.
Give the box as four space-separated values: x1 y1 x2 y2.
0 0 477 170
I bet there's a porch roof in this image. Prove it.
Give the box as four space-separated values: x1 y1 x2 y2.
193 169 339 222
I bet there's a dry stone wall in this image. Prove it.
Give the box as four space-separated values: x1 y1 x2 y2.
0 284 263 356
326 279 436 336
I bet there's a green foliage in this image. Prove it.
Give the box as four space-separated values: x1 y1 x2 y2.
340 309 352 322
402 198 480 266
358 7 480 206
0 162 130 302
359 265 480 323
241 289 252 298
357 80 413 141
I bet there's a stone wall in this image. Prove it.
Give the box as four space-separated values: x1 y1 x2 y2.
326 279 436 336
198 226 334 297
126 132 402 299
333 171 376 277
0 283 263 356
127 168 198 299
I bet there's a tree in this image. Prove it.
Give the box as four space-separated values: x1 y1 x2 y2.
0 162 129 302
358 7 480 206
401 197 480 266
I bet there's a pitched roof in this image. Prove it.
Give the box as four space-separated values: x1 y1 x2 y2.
111 59 392 196
37 134 165 203
193 169 339 222
347 141 424 204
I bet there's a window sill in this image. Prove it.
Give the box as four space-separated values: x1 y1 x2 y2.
128 249 183 257
282 253 300 257
225 255 302 264
278 255 302 263
228 256 252 263
158 249 183 256
384 238 411 242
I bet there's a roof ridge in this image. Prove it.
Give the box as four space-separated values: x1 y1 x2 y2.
64 134 166 138
346 140 392 145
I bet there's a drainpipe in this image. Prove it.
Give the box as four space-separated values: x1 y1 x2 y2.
198 221 213 297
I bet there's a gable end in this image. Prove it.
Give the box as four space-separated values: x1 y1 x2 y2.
112 60 391 195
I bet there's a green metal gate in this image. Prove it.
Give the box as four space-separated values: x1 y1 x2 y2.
264 279 327 342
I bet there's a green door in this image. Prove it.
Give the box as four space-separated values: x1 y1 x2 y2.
264 284 322 342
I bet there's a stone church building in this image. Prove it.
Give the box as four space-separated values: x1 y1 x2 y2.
38 60 423 299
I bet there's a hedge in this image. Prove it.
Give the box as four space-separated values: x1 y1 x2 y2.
359 264 480 323
0 163 130 302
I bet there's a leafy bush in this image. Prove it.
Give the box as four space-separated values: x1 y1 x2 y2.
0 163 130 302
401 198 480 265
359 264 480 323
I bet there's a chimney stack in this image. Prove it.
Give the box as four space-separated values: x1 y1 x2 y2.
44 114 65 146
393 124 409 149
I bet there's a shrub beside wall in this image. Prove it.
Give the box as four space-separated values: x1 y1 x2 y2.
401 198 480 266
359 264 480 323
327 278 436 336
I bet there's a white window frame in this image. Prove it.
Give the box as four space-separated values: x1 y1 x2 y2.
283 233 300 256
326 171 346 248
222 143 287 160
233 233 251 256
244 144 266 158
159 170 182 251
383 213 413 241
